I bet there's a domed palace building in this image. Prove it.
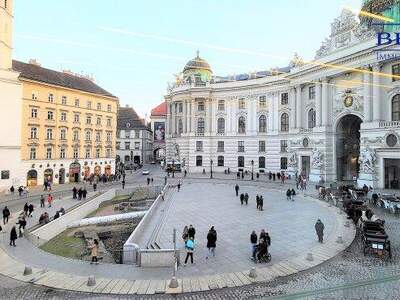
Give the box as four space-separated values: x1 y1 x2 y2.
165 3 400 189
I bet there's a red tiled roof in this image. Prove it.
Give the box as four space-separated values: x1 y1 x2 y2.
151 101 167 117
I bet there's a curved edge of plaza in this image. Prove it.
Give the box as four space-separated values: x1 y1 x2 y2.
0 186 355 296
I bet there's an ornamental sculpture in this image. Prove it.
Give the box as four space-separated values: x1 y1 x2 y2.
311 148 324 169
358 147 377 174
288 152 298 168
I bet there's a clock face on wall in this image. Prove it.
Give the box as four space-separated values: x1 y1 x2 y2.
344 95 354 107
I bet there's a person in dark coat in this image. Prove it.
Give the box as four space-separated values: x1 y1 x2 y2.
240 193 244 205
273 173 276 181
244 193 249 205
291 189 296 201
177 182 181 192
286 189 291 201
17 216 26 237
121 180 125 189
23 203 29 216
82 189 87 200
188 224 196 240
40 195 45 208
250 231 258 259
18 186 23 196
10 226 17 246
147 178 150 185
10 186 14 193
235 184 239 197
78 188 83 200
3 206 10 225
72 187 77 199
256 195 260 210
93 183 97 191
206 226 217 259
259 196 264 211
28 204 34 217
315 219 325 243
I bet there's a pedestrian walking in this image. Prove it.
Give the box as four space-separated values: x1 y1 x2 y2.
315 219 325 243
72 186 77 199
121 180 125 189
47 194 53 208
23 203 29 216
291 189 296 201
151 178 154 183
40 195 45 208
90 239 99 264
240 193 244 205
244 193 249 205
18 186 23 196
286 189 291 201
182 225 189 243
259 196 264 211
188 224 196 240
2 206 10 225
184 170 187 177
43 181 48 191
256 195 260 210
177 181 181 192
82 189 87 200
235 184 239 197
250 231 258 260
78 188 82 200
184 237 195 265
147 178 150 185
93 183 97 192
206 226 217 259
164 175 167 186
10 186 14 194
17 215 26 237
28 203 34 217
9 226 17 247
160 190 165 201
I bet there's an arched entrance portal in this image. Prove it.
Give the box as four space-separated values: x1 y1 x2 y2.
44 169 53 184
59 168 65 184
153 147 165 161
69 162 81 183
27 170 38 187
335 114 363 182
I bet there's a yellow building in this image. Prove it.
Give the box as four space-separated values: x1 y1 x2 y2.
0 0 119 189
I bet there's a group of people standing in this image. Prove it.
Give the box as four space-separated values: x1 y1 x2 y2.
250 229 271 262
296 175 308 190
235 185 264 211
286 189 297 201
268 171 287 183
72 187 87 201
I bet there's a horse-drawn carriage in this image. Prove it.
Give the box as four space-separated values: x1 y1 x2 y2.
361 220 392 259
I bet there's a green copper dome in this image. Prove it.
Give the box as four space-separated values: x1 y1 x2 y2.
182 51 212 82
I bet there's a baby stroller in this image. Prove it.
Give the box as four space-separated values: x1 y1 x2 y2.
253 241 271 263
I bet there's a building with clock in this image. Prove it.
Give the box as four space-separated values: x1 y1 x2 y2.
165 4 400 189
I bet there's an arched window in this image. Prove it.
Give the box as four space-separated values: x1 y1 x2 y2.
238 116 246 133
217 118 225 134
308 108 316 128
178 119 183 134
259 115 267 132
259 157 266 168
30 127 38 139
197 118 205 134
393 94 400 121
281 113 289 132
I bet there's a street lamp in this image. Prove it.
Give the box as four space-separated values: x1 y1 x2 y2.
251 160 254 180
172 159 175 178
210 159 213 179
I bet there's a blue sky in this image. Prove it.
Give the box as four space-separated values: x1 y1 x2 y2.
13 0 361 117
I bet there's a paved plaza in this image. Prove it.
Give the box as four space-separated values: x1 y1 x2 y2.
155 181 337 275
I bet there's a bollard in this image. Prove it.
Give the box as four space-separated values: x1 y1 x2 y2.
306 253 314 261
344 221 350 227
336 236 344 244
169 276 179 288
249 267 257 278
23 266 32 276
87 275 96 286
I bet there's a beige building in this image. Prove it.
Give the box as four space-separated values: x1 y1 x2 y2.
0 0 119 190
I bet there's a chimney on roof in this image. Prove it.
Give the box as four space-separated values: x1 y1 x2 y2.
29 59 41 67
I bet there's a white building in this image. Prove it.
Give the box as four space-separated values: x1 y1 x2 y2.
116 106 153 167
166 8 400 189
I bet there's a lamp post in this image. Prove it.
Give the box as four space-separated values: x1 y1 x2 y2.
210 159 213 179
251 160 254 180
172 159 175 178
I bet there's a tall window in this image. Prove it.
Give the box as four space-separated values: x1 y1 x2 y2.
196 155 203 166
393 94 400 121
107 118 111 126
30 148 36 160
96 117 101 125
107 104 112 112
259 157 266 168
280 157 288 170
197 101 204 111
259 96 266 108
217 141 224 152
46 128 53 140
73 148 79 159
135 142 140 149
61 112 67 121
218 156 224 167
106 148 111 158
281 113 289 132
60 128 67 140
61 96 67 105
178 103 183 113
46 148 52 159
238 156 244 167
238 116 246 133
107 132 112 142
74 114 80 123
239 98 246 109
238 141 245 152
125 130 130 139
47 111 54 120
135 130 140 138
75 99 80 107
196 141 203 152
217 118 225 134
87 101 92 109
259 115 267 132
31 108 38 118
259 140 266 152
96 132 101 142
60 148 66 159
309 86 315 99
280 140 288 152
73 130 79 141
85 131 91 141
308 108 316 128
86 116 92 125
392 63 400 82
218 100 225 111
96 148 101 158
197 118 205 134
85 149 90 159
178 119 183 134
30 127 38 139
281 93 289 105
48 93 54 102
97 103 101 110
